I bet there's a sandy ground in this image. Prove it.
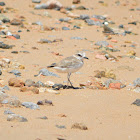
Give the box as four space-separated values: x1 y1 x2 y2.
0 0 140 140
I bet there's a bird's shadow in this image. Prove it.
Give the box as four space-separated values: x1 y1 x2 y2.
52 85 82 90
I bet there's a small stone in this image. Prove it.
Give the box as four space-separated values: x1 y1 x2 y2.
39 87 46 93
52 83 63 90
133 87 140 93
38 116 48 120
32 0 41 3
22 102 40 110
12 34 20 39
4 109 15 115
9 70 21 76
0 2 5 6
8 78 25 87
71 36 83 40
34 3 48 9
38 39 52 43
133 78 140 87
34 81 45 87
8 97 21 107
119 24 124 28
25 79 35 87
73 0 80 4
85 19 102 26
95 41 109 47
47 89 60 94
132 99 140 106
10 19 22 25
20 86 39 94
80 14 90 20
56 125 66 129
44 81 54 87
7 114 28 122
92 15 106 20
0 70 2 75
37 99 53 106
71 123 88 130
11 51 18 54
76 6 88 10
46 0 63 9
62 27 70 30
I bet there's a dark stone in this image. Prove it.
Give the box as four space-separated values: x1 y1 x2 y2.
119 24 124 28
34 81 45 87
128 21 137 25
11 51 18 54
132 99 140 106
52 84 63 90
9 70 21 76
85 19 102 26
56 125 66 129
37 99 53 106
62 27 70 30
38 116 48 120
0 70 2 75
71 123 88 130
80 14 90 20
0 2 5 6
12 34 20 39
92 15 106 20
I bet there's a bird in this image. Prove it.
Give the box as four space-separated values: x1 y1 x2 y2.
47 52 88 89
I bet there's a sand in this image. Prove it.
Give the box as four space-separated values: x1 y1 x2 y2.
0 0 140 139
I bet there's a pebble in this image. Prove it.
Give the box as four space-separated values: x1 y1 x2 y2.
76 6 88 10
38 39 52 43
11 51 18 54
8 78 25 87
73 0 80 4
0 2 5 6
34 4 48 9
119 24 124 28
71 36 83 40
38 116 48 120
39 87 46 93
71 123 88 130
133 87 140 93
4 109 15 115
12 34 20 39
37 99 53 106
0 42 14 49
52 83 63 90
9 70 21 76
91 15 106 20
44 81 54 87
59 18 71 22
47 89 60 94
132 99 140 106
0 14 10 23
34 81 45 87
85 19 102 26
10 19 22 25
7 114 28 122
80 14 90 20
32 0 41 3
38 68 59 77
8 97 21 107
62 27 70 30
20 86 39 94
133 78 140 87
55 125 66 129
95 41 109 47
0 70 2 75
25 79 35 87
22 102 40 110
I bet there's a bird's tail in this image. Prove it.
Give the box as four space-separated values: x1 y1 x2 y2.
47 63 57 68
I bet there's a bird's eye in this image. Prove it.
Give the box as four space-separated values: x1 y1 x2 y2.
78 54 82 57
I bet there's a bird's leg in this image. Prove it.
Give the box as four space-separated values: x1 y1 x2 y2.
66 73 70 88
68 73 75 89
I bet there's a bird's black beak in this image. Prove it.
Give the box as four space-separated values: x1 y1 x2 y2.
84 57 89 59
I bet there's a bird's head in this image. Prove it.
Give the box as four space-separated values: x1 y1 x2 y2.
74 52 89 60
